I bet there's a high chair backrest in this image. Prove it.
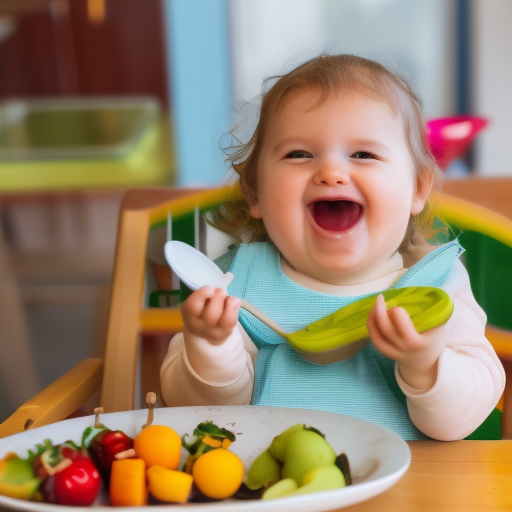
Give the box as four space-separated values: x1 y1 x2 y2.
434 192 512 346
102 184 512 439
433 190 512 439
101 186 234 414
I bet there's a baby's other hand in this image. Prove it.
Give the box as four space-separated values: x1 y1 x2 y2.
367 294 445 391
181 286 240 344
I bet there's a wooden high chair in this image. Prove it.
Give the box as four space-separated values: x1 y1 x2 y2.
0 179 511 440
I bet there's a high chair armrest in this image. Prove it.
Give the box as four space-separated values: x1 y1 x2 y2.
485 325 512 361
486 326 512 440
0 358 103 439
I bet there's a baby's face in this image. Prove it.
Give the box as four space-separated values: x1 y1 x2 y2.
247 88 431 286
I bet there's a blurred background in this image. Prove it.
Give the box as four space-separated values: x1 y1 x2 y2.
0 0 510 422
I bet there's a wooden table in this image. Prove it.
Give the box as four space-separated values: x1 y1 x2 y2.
340 440 512 512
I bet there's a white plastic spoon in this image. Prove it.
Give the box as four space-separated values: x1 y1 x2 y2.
164 241 288 337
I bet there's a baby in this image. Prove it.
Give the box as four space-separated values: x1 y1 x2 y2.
160 54 505 440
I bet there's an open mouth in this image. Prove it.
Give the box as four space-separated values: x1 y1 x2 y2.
310 200 363 232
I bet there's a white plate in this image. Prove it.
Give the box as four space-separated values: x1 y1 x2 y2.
0 406 410 512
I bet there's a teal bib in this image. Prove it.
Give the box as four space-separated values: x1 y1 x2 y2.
222 240 463 440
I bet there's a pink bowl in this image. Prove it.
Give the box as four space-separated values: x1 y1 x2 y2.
426 115 488 170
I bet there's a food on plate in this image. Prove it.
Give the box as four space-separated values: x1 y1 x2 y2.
133 424 181 470
246 423 350 500
335 452 352 485
33 440 100 506
146 465 194 504
263 464 345 499
192 447 244 500
0 408 353 506
268 423 305 461
182 421 236 474
0 453 41 500
259 477 298 500
245 447 282 490
82 407 134 484
109 458 147 506
280 428 337 483
0 440 102 506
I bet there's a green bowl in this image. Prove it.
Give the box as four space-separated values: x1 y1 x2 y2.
287 286 454 354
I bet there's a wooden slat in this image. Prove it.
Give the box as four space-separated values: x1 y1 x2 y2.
0 358 103 438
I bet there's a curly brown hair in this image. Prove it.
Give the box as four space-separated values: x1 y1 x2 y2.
213 53 442 247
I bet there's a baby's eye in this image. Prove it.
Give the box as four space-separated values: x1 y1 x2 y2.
351 151 375 159
285 150 312 159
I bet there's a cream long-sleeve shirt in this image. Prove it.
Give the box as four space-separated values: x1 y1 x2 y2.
160 258 505 441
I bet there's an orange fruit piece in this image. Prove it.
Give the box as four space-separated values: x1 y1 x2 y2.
134 425 181 470
192 448 244 499
146 466 193 503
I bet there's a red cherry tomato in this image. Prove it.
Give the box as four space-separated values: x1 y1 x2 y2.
43 456 100 506
102 430 134 459
89 429 134 482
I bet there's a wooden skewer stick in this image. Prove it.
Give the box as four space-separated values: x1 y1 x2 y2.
94 407 104 428
142 392 156 429
115 448 136 460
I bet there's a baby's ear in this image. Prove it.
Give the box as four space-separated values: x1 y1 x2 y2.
411 167 434 216
240 180 262 219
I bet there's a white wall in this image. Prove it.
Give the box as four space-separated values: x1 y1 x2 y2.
228 0 512 177
229 0 325 104
472 0 512 176
228 0 456 119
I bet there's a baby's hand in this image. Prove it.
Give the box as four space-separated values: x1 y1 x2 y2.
367 294 445 391
181 285 240 344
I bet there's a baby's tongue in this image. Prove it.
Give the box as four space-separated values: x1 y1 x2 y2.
312 200 362 231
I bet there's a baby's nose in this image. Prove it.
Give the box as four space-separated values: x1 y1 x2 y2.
313 162 350 186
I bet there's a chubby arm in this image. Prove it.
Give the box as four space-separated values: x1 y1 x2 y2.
160 286 257 406
368 260 505 440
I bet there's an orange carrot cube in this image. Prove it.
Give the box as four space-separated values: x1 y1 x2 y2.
110 459 147 506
